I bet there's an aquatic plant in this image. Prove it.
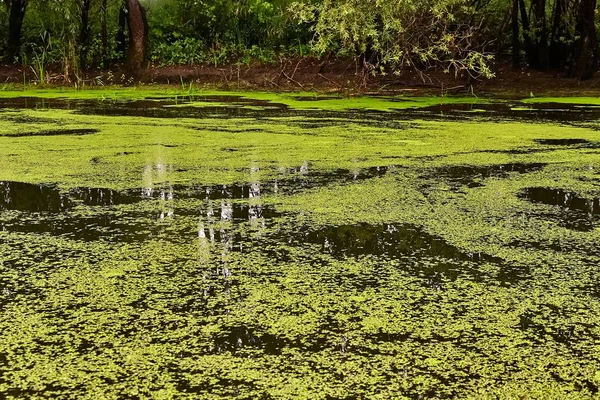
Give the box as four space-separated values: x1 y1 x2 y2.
1 91 600 398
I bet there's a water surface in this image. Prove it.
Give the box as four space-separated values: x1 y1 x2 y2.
1 92 600 398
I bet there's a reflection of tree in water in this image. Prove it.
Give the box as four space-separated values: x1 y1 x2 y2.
520 187 600 231
197 165 267 284
0 181 68 212
272 161 310 194
248 164 265 231
141 160 175 220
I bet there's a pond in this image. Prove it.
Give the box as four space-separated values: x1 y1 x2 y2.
1 90 600 398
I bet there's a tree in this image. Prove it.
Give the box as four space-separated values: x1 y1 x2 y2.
573 0 597 80
291 0 495 79
510 0 598 79
511 0 520 67
549 0 568 67
531 0 548 68
116 0 127 57
3 0 28 63
78 0 92 67
125 0 148 75
101 0 108 66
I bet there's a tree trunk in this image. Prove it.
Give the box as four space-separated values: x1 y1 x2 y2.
532 0 548 69
79 0 92 68
116 0 127 58
6 0 28 63
549 0 566 68
573 0 598 80
125 0 149 77
518 0 536 66
101 0 108 66
512 0 521 67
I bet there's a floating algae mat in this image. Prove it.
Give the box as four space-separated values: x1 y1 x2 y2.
2 90 600 398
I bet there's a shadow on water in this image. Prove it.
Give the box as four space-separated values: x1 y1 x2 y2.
6 96 600 129
0 128 99 138
423 163 547 190
0 214 156 242
534 139 593 146
70 187 140 206
414 102 600 124
519 187 600 231
0 182 70 212
0 163 390 241
209 326 289 355
0 182 145 212
291 223 508 273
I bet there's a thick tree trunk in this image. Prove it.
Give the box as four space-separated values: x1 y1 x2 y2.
79 0 92 68
6 0 28 63
125 0 149 77
573 0 598 80
512 0 521 67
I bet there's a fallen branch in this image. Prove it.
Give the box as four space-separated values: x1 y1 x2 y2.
282 70 305 90
290 59 303 80
317 73 336 85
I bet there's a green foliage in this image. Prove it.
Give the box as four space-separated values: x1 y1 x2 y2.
146 0 304 66
2 0 600 79
151 37 206 65
291 0 495 78
29 47 47 84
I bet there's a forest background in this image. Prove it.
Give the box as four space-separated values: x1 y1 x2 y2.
1 0 599 90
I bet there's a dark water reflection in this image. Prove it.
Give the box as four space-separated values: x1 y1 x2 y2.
0 128 99 137
298 223 500 264
4 96 600 129
0 163 393 212
0 181 70 212
0 163 514 286
71 187 140 206
534 138 594 146
520 187 600 231
0 159 532 268
429 163 547 190
0 162 385 242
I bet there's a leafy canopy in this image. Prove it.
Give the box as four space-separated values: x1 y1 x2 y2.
292 0 495 78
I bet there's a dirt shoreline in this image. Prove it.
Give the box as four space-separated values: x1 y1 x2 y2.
3 58 600 97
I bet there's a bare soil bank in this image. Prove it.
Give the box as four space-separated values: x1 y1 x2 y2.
3 57 600 97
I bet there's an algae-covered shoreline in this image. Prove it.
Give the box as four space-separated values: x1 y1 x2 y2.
1 90 600 398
